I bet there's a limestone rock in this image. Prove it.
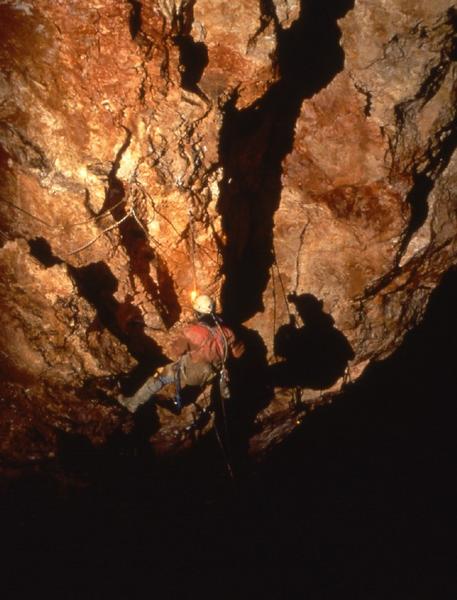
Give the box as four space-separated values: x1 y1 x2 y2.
0 0 455 470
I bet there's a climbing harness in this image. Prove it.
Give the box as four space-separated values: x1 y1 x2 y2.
167 315 230 416
211 313 230 400
184 402 212 434
191 314 230 395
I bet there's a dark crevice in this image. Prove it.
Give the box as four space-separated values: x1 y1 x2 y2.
396 115 457 268
106 199 180 328
216 1 354 470
219 0 355 323
364 77 456 299
353 80 372 116
416 60 448 105
250 0 277 48
426 117 457 180
127 0 142 40
398 172 433 257
174 35 209 94
260 0 277 22
172 0 209 96
28 237 62 268
260 0 277 24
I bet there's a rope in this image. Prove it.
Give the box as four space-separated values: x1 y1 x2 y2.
213 417 235 480
68 198 127 227
272 247 292 319
67 212 132 255
210 313 236 483
0 197 53 228
182 186 234 478
136 181 183 238
271 247 304 410
271 247 293 363
271 265 278 361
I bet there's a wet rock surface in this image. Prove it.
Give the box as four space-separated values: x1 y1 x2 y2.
0 0 456 471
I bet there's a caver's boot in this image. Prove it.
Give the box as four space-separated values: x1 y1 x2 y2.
117 374 171 413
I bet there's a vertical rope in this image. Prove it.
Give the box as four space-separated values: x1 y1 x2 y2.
271 265 278 362
272 248 292 319
271 246 304 413
213 419 235 480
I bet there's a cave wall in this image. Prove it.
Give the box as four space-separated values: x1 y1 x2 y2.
0 0 456 468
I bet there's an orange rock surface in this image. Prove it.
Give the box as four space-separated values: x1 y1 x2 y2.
0 0 455 468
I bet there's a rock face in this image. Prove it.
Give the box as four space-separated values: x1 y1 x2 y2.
0 0 456 470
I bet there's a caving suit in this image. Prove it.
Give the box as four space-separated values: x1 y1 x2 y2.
118 317 244 413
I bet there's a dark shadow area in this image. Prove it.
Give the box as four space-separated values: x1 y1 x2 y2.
404 171 432 237
224 324 274 474
28 237 62 268
2 266 455 598
171 0 209 95
174 35 209 94
100 175 181 329
270 292 354 389
220 0 354 322
68 261 166 387
0 270 457 600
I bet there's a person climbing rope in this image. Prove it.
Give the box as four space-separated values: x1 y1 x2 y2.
116 294 245 414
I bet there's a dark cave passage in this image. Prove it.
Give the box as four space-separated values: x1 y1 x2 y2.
219 0 354 323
